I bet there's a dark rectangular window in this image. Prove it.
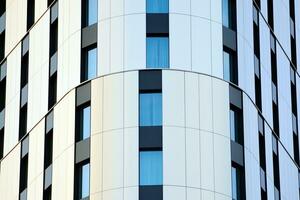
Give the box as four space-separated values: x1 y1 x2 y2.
255 75 262 110
49 20 58 57
0 76 5 111
0 128 4 159
48 72 57 109
0 31 5 62
230 105 243 145
272 135 280 198
82 0 98 27
146 0 168 13
19 104 28 140
81 46 97 82
222 0 236 30
76 104 91 141
27 0 35 30
268 0 274 29
0 0 5 16
146 37 169 69
19 137 29 200
44 130 53 169
231 164 245 200
75 162 90 199
47 0 55 7
43 186 52 200
21 53 29 88
223 48 238 84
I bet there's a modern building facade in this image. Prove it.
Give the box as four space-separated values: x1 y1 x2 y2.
0 0 300 200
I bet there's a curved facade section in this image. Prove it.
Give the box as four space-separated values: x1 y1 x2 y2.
0 0 300 200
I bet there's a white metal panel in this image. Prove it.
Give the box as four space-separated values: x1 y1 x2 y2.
27 174 43 200
5 0 27 56
186 128 200 188
191 17 212 75
163 127 186 186
163 71 185 127
185 72 200 129
91 78 104 135
99 0 110 21
102 188 123 200
52 146 75 200
187 188 201 200
111 0 124 17
110 17 124 73
124 128 138 187
211 0 222 23
53 90 75 160
35 0 47 22
125 0 145 14
243 96 259 161
199 74 213 132
4 44 21 155
201 190 215 200
274 0 291 57
200 130 214 191
170 14 191 71
102 129 124 190
244 149 261 200
27 119 45 186
265 125 274 183
211 22 223 78
124 71 138 128
28 11 49 131
57 31 81 100
169 0 190 15
124 14 146 71
90 133 103 196
279 145 299 200
212 78 229 138
98 20 111 76
191 0 210 19
124 187 138 200
214 134 231 197
103 73 124 131
164 186 186 200
0 144 20 200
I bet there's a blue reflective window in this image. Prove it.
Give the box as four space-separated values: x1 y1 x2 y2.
140 93 162 126
140 151 163 185
79 106 91 140
88 0 98 26
223 51 230 82
147 37 169 68
87 48 97 80
222 0 230 27
230 109 236 141
232 167 237 200
222 0 235 29
146 0 169 13
81 163 90 198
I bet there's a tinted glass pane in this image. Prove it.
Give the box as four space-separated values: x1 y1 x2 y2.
82 106 91 140
222 0 229 27
140 151 163 185
140 93 162 126
223 51 230 81
81 163 90 198
88 48 97 80
146 0 169 13
147 37 169 68
88 0 98 26
230 110 236 141
232 167 237 200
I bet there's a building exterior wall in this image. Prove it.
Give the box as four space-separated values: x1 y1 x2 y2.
0 0 300 199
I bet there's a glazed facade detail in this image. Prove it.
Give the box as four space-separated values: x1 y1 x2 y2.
0 0 300 200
